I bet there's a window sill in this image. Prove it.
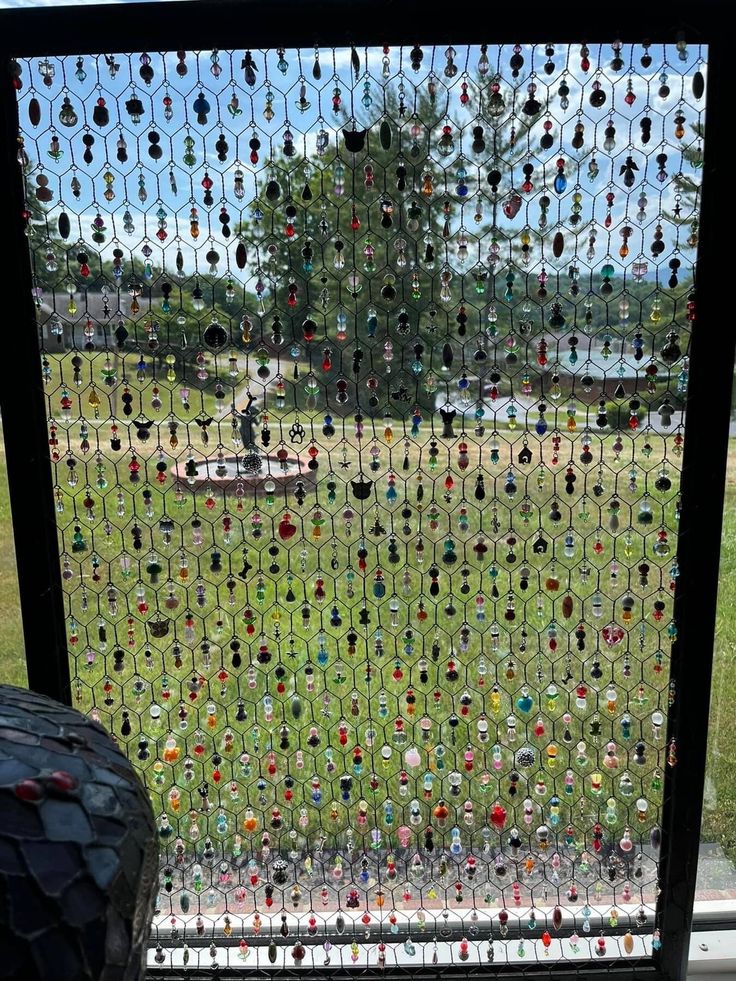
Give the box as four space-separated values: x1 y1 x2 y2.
145 930 736 973
688 929 736 975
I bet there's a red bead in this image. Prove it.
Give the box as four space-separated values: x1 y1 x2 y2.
49 770 79 791
15 779 44 801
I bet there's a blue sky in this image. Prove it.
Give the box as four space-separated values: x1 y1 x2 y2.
15 42 705 301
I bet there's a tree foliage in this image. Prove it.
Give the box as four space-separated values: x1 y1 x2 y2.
235 83 533 418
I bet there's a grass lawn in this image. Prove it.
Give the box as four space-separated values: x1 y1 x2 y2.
699 440 736 860
0 424 26 687
1 420 735 866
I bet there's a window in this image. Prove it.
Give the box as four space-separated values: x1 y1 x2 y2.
3 22 725 978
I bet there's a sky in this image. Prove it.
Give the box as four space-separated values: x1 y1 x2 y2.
14 41 705 302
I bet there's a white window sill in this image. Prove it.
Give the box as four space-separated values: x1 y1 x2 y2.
689 929 736 976
148 904 736 972
147 929 736 972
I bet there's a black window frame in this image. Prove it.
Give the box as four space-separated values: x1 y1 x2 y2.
0 3 731 979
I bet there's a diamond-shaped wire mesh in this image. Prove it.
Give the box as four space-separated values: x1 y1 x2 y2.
12 38 704 970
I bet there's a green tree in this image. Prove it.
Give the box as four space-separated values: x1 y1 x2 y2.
666 122 702 248
235 81 536 420
24 165 141 295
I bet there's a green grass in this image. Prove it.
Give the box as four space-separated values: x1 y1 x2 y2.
699 441 736 860
0 425 26 687
0 418 734 865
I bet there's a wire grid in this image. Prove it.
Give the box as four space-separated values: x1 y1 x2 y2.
13 38 704 970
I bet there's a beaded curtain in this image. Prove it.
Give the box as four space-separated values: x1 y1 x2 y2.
14 39 704 970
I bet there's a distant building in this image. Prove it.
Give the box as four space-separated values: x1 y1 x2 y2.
37 292 110 350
